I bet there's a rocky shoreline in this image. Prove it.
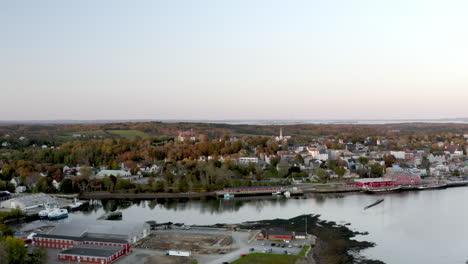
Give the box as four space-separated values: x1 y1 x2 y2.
237 214 384 264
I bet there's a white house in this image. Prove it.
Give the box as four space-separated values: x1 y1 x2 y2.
9 177 20 187
95 170 131 179
52 179 61 190
390 151 405 159
238 157 259 164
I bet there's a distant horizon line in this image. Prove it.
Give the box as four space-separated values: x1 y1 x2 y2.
1 117 468 125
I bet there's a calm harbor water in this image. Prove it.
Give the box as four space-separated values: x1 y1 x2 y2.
18 187 468 264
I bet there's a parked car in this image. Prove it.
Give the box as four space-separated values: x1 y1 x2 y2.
249 248 255 252
271 243 276 246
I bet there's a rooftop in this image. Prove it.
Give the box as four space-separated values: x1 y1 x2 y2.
9 193 53 207
34 233 128 244
60 245 122 258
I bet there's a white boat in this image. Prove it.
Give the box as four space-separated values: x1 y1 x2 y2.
223 194 234 199
69 198 84 210
48 208 68 220
38 201 58 219
272 191 282 196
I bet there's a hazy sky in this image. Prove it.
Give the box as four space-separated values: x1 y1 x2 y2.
1 0 468 120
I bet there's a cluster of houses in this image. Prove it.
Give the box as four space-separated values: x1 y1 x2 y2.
233 131 468 181
2 129 468 195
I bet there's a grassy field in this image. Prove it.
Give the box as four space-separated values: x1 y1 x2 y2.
298 245 310 257
231 253 299 264
106 129 150 139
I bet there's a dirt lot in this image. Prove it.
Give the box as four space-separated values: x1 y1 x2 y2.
137 230 235 254
139 233 233 254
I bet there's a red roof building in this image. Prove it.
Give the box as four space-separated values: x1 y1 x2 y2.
354 178 395 188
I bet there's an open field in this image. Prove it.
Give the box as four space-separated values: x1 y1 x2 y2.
106 129 151 138
231 253 299 264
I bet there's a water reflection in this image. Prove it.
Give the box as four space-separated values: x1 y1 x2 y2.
17 188 468 264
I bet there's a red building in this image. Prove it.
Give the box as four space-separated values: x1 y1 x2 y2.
256 229 294 241
354 178 395 188
32 233 130 263
384 174 422 186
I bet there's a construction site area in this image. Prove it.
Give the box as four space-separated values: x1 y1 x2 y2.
137 229 236 254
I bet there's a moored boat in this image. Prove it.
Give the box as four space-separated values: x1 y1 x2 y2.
48 208 68 220
38 201 58 219
69 198 84 210
417 183 447 190
362 185 401 194
223 194 235 199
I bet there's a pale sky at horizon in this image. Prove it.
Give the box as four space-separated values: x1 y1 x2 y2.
1 0 468 120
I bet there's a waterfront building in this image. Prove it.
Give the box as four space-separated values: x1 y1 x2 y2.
33 232 131 263
354 178 395 188
0 193 54 211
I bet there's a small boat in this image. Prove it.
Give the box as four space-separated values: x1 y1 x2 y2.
69 198 84 210
38 209 50 219
272 191 282 196
223 194 235 199
363 186 401 194
38 201 58 219
364 199 384 210
48 208 68 220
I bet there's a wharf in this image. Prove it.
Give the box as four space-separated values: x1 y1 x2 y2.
215 187 303 198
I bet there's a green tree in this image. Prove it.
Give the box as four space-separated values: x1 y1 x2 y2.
59 178 74 193
370 163 384 178
28 246 47 264
4 236 27 264
335 166 346 178
269 156 280 167
294 154 304 165
79 166 93 178
315 168 329 182
358 157 369 165
115 179 134 190
35 177 56 193
0 242 6 264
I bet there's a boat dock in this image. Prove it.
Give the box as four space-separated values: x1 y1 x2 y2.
216 186 303 198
